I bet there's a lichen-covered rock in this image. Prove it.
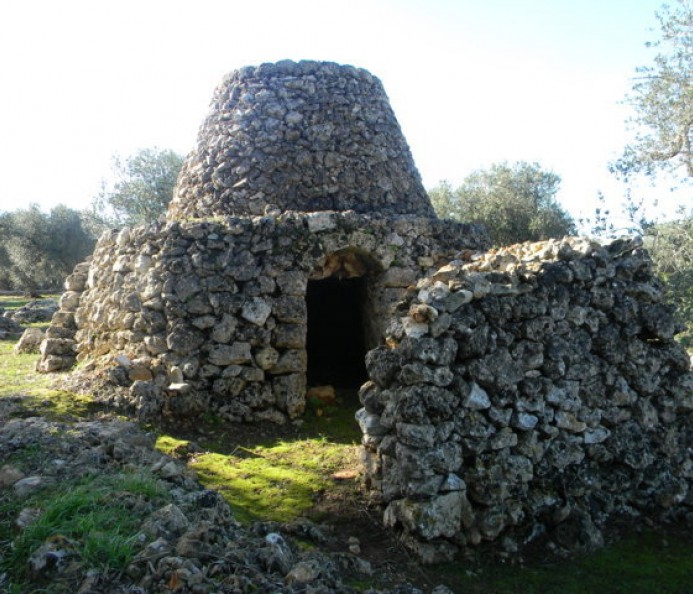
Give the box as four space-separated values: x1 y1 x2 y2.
14 327 45 354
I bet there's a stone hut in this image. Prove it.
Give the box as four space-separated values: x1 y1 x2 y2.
38 60 488 424
39 60 691 561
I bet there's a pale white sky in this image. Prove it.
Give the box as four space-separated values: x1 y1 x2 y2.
0 0 687 225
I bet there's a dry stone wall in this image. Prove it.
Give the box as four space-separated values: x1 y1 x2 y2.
358 236 693 562
169 60 434 219
39 212 487 425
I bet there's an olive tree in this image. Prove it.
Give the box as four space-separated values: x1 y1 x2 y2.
87 147 184 230
612 0 693 181
429 161 576 246
0 205 95 292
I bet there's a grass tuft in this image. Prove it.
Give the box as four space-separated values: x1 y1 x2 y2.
1 471 169 582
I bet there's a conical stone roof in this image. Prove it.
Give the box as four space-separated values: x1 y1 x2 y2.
168 60 435 219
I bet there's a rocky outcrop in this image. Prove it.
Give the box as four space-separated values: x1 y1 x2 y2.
358 236 693 561
9 298 58 324
0 315 23 339
169 60 434 219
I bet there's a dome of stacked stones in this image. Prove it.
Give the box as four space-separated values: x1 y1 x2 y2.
169 60 435 219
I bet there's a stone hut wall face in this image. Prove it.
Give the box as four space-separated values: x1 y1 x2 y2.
169 60 434 220
358 237 693 562
44 213 487 424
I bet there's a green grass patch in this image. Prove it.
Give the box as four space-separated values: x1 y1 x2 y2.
186 437 359 523
154 434 191 457
0 470 169 588
0 340 102 421
435 531 693 594
0 295 31 310
155 388 363 524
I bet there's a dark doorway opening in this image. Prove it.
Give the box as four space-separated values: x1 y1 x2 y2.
306 276 368 388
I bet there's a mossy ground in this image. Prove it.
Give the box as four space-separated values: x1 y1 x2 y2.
156 391 362 524
1 293 692 593
0 340 105 422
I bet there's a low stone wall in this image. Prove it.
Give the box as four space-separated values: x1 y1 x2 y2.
38 212 487 424
358 236 693 562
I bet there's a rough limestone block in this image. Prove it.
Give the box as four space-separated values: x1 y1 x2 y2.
273 324 306 348
241 297 272 326
208 342 252 366
14 328 45 354
384 491 464 540
273 374 306 418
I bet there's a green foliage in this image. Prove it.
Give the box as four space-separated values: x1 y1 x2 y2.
646 214 693 347
430 162 576 246
612 0 693 181
1 472 169 583
0 205 94 292
87 147 184 230
580 191 653 239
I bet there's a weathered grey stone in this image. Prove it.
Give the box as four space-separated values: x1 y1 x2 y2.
210 313 237 343
272 296 306 323
142 504 189 540
270 349 307 374
384 491 464 540
175 275 202 303
306 212 337 232
241 297 272 326
166 324 204 355
11 299 59 323
273 324 305 348
208 342 252 366
395 422 436 448
39 338 75 357
366 347 402 387
276 272 307 295
382 267 417 288
356 408 389 437
255 347 280 370
13 476 45 497
14 327 45 354
512 412 539 431
463 382 491 410
273 374 306 418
